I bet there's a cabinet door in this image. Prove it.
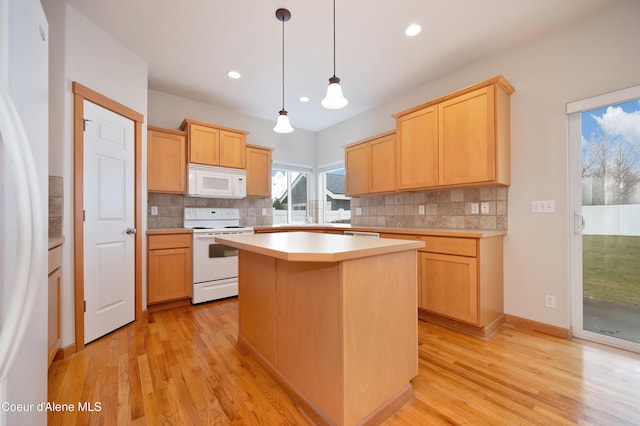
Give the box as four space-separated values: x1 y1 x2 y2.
246 146 272 197
439 86 496 185
189 124 219 165
420 252 478 324
396 105 438 189
147 128 186 193
219 130 246 168
48 268 61 367
369 134 396 193
148 247 192 304
345 143 370 195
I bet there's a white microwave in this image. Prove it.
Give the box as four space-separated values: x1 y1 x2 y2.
188 164 246 199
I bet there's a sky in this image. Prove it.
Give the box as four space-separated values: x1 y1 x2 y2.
582 99 640 144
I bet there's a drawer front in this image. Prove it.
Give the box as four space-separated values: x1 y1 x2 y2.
423 237 476 257
48 245 62 275
148 234 192 250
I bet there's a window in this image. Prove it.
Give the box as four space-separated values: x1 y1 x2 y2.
320 167 351 224
272 165 311 224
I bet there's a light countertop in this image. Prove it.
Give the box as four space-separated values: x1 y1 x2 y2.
214 231 425 262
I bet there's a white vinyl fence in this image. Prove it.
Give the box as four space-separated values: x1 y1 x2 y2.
583 205 640 236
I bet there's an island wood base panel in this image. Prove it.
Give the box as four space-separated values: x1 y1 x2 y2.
238 334 414 426
237 249 418 426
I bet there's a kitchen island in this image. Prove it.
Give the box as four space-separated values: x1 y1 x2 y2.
214 231 424 426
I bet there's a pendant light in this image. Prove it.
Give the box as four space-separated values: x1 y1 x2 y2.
321 0 348 109
273 8 294 133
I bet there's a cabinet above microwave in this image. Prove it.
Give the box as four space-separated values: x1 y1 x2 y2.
179 119 248 169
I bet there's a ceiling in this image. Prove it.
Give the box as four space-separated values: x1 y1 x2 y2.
66 0 613 132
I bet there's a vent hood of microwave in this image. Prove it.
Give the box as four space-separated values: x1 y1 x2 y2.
188 164 246 199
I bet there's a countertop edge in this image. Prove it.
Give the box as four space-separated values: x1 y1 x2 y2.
146 229 193 235
215 233 425 262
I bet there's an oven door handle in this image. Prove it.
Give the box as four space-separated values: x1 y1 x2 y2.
193 234 220 240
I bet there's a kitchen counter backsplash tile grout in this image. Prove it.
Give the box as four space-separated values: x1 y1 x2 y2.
147 193 273 229
350 186 508 231
148 186 507 231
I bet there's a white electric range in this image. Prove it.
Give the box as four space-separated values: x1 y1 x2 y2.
184 207 253 304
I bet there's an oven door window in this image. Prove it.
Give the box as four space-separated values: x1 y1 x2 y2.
209 243 238 258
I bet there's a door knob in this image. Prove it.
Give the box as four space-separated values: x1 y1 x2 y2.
126 227 137 235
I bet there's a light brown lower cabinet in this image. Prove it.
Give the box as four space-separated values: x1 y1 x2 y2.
418 235 503 336
147 233 192 305
48 242 62 367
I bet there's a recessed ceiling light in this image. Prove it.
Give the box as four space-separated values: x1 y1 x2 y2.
405 24 422 37
228 71 241 79
299 96 310 103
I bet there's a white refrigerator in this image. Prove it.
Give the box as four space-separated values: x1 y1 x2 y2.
0 0 49 424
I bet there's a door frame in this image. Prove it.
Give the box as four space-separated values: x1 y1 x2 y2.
72 82 144 351
568 83 640 353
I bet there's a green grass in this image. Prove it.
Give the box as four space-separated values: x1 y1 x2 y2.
583 235 640 307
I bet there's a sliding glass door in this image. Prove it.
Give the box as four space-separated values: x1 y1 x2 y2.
569 87 640 353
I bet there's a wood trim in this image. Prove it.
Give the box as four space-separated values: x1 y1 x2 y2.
147 125 186 136
179 117 249 135
392 75 515 118
146 298 191 313
72 82 144 352
343 129 396 149
504 314 572 339
73 92 85 351
135 121 143 321
418 310 505 338
246 143 274 151
72 82 144 123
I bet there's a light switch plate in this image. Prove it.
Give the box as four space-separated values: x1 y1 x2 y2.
418 205 425 215
471 203 479 215
532 200 555 213
151 206 158 216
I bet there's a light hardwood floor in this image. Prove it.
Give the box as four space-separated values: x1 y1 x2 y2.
48 298 640 425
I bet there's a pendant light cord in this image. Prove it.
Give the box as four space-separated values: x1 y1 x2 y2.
281 17 285 110
332 0 336 77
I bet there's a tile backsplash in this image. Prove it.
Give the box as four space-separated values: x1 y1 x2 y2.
350 186 508 230
49 176 63 237
147 193 273 229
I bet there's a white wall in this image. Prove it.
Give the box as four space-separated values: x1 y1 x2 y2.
42 0 148 347
317 0 640 328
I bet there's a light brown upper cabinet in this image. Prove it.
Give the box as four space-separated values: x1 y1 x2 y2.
147 126 187 193
393 75 514 190
246 144 272 197
180 118 247 169
345 131 396 196
395 105 439 190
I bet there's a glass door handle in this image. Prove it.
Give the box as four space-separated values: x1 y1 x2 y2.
574 213 586 234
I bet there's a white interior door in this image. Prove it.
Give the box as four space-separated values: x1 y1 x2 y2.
83 100 135 344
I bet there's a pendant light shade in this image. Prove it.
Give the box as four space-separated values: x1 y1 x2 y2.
274 8 294 133
321 0 348 109
274 109 294 133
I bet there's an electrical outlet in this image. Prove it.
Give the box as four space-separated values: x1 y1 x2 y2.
544 294 556 308
261 207 267 216
418 205 425 215
151 206 158 216
480 202 490 214
471 203 479 215
355 207 362 216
